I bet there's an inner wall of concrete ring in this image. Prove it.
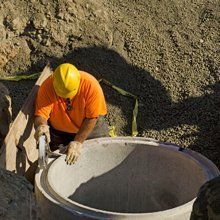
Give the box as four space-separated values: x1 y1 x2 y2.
35 137 220 220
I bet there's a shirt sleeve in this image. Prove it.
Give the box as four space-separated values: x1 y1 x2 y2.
35 78 54 121
85 81 107 118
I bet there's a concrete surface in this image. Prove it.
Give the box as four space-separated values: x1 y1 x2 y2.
35 137 220 219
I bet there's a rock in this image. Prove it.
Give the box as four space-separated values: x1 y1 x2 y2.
0 168 38 220
4 15 27 35
11 17 22 31
51 30 68 46
0 83 11 139
3 39 31 73
33 13 47 29
44 39 51 47
191 176 220 220
37 34 42 41
57 12 65 20
0 25 6 41
200 39 204 43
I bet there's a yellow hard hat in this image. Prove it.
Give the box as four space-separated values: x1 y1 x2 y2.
53 63 80 99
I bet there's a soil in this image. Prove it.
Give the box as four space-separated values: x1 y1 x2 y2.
0 168 38 219
0 0 219 219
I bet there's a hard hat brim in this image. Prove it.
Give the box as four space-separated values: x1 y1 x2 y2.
53 84 78 99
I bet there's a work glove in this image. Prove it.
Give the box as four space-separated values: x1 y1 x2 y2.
65 141 83 165
34 124 51 143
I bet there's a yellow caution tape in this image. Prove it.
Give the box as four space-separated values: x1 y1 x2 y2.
132 99 138 137
0 73 139 136
0 73 40 81
108 125 117 137
99 79 138 137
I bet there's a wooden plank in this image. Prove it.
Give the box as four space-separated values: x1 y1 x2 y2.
0 66 52 182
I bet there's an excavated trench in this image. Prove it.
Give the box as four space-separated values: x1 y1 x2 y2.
35 137 220 220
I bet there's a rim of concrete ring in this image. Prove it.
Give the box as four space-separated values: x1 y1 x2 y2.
45 137 220 217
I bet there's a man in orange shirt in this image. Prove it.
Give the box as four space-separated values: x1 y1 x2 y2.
34 63 108 165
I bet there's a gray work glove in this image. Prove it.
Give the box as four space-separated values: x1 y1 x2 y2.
65 141 82 165
34 124 51 143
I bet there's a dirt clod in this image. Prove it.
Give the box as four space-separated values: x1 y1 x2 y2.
0 168 38 220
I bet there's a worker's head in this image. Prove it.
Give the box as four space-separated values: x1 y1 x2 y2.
53 63 80 99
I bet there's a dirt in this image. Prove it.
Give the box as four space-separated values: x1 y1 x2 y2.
0 168 38 219
0 83 12 140
0 0 219 218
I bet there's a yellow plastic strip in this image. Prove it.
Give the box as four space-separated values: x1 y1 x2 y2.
132 99 138 137
108 125 117 137
99 79 138 137
0 73 40 81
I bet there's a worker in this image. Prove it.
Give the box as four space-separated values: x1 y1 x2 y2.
34 63 108 165
190 176 220 220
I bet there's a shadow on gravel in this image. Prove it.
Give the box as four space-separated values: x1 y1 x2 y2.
46 46 173 136
166 83 220 167
43 46 220 168
4 46 220 168
3 80 36 119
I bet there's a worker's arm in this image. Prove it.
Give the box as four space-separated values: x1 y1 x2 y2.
34 116 47 129
74 117 97 143
66 118 97 165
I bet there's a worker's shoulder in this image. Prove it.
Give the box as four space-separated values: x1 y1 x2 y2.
39 75 54 93
41 75 53 86
79 71 99 84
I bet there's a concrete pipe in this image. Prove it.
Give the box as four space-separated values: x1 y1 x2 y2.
35 137 220 220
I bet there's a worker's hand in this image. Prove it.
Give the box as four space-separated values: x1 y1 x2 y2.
34 124 50 143
65 141 83 165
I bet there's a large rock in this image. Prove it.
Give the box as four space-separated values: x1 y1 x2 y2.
0 83 11 140
0 42 17 69
190 176 220 220
1 39 31 74
0 168 38 220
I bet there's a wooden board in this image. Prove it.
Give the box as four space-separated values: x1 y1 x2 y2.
0 66 52 182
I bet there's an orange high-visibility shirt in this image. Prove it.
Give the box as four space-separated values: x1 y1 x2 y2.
35 71 107 133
